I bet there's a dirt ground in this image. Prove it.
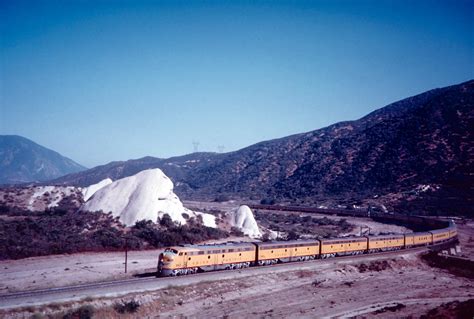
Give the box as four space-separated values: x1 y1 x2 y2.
5 251 473 319
0 250 161 293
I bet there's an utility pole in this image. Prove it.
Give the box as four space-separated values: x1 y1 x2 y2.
123 236 129 273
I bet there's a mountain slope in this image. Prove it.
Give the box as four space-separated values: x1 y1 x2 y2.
50 152 217 188
0 135 87 184
179 79 473 201
51 80 474 213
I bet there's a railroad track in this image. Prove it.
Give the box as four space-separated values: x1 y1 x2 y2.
0 246 433 310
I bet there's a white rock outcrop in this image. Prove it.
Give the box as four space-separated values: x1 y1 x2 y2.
81 168 216 227
82 178 113 201
227 205 262 238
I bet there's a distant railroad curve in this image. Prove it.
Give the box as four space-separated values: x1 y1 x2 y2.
247 204 450 231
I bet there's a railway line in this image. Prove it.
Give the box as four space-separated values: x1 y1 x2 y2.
0 245 446 310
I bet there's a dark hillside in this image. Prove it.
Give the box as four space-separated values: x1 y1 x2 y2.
49 80 474 215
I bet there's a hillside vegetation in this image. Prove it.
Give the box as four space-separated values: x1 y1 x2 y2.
0 204 227 260
51 80 474 216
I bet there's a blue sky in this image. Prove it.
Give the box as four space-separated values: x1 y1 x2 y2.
1 0 473 167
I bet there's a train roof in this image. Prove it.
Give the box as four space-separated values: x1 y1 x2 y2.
429 228 452 234
367 234 404 239
320 236 367 243
169 242 256 252
404 231 431 236
255 239 319 247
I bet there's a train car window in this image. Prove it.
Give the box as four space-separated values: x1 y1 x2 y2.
222 254 225 258
285 249 287 252
188 257 191 261
208 256 211 259
271 250 274 253
179 252 183 256
295 248 297 251
239 253 242 256
185 252 187 255
307 247 309 250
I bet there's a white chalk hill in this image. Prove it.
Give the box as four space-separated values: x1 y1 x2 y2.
82 178 113 201
228 205 262 238
81 169 216 227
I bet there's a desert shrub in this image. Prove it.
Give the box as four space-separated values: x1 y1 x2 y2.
131 218 228 248
230 226 244 237
0 209 130 260
214 194 230 202
113 299 140 314
337 218 352 231
91 228 123 248
287 230 299 240
63 304 94 319
260 198 276 205
159 214 175 228
0 205 229 260
261 233 271 242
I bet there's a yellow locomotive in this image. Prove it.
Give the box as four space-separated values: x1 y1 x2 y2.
157 222 458 277
158 243 255 276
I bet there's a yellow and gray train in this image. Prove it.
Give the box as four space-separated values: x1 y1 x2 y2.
157 221 457 276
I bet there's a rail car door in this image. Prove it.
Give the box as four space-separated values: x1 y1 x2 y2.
213 252 219 270
183 252 188 269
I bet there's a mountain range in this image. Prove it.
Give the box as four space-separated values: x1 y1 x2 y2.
3 80 472 215
48 80 473 215
0 135 86 184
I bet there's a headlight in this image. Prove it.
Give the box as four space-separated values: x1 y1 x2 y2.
161 252 175 263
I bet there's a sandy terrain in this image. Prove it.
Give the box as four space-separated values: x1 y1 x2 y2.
0 250 162 293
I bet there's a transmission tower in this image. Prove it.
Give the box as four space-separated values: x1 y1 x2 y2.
192 140 200 153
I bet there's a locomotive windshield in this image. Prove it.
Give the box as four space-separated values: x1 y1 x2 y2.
164 248 178 254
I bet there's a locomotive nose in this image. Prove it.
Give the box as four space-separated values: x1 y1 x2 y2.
161 252 174 263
